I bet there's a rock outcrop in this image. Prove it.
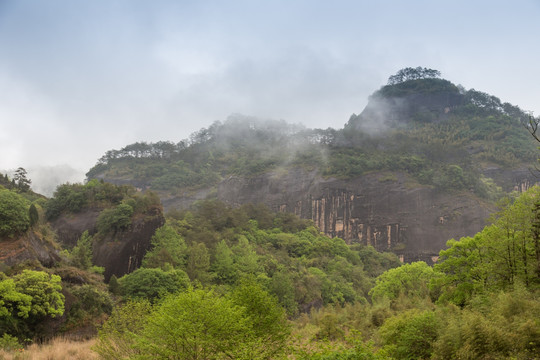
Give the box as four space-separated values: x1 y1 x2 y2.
215 168 493 263
51 206 164 280
92 207 164 280
0 231 61 267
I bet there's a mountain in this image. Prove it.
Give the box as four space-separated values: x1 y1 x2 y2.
86 69 539 262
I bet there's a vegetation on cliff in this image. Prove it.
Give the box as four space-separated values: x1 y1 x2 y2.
2 69 540 358
86 71 537 203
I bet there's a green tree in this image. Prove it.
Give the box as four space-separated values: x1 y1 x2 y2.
379 309 439 360
387 67 441 85
28 203 39 228
433 187 540 304
70 230 93 270
96 203 134 234
432 234 489 306
232 235 261 276
186 242 211 283
118 268 190 302
108 274 120 295
94 300 153 360
0 189 30 237
369 261 434 303
69 284 113 319
134 288 251 360
269 271 297 316
229 280 290 359
0 278 32 319
142 224 187 269
13 167 31 192
12 270 64 318
211 239 237 284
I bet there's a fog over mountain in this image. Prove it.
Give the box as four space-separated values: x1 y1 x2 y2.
1 0 539 194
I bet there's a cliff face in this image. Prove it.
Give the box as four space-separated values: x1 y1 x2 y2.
51 209 102 248
0 231 61 267
87 79 538 262
92 207 164 280
214 168 493 263
51 207 164 280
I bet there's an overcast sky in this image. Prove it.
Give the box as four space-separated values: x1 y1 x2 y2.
1 0 539 194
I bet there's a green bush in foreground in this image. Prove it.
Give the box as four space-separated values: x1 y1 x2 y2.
96 284 290 360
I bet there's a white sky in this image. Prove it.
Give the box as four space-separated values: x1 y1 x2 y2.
1 0 539 194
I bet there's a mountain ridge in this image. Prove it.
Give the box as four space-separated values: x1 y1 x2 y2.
85 71 539 260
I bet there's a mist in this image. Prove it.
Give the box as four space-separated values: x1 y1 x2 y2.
3 165 85 197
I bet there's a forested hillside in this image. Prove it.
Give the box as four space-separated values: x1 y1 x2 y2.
4 179 539 358
85 69 538 261
1 68 540 358
88 69 536 198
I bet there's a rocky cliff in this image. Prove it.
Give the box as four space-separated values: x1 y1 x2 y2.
215 168 493 263
51 206 164 280
156 165 536 263
0 230 61 268
92 207 164 280
88 76 539 262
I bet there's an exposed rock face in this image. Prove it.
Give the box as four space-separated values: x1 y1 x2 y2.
0 231 61 267
215 168 493 263
51 209 102 248
92 207 164 281
482 166 538 193
51 207 164 280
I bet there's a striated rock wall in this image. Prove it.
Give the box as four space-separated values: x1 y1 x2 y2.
216 168 494 263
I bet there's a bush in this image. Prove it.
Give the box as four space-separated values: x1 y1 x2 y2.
0 333 21 351
70 231 93 270
70 285 113 317
96 203 134 234
379 309 439 360
94 300 153 360
118 268 190 302
0 189 30 237
134 286 289 360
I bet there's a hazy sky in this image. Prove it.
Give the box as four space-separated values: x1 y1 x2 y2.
1 0 539 194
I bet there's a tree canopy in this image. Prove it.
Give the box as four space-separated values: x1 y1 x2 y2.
0 189 30 237
387 67 441 85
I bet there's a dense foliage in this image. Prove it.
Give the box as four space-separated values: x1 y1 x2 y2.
44 179 160 221
96 284 290 360
0 189 30 237
113 200 399 315
0 270 64 338
2 187 540 358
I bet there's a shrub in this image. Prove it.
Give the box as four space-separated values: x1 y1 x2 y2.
96 203 134 234
379 309 439 360
0 333 21 351
118 268 190 302
0 190 30 237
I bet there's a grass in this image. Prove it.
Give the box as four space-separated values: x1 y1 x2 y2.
0 338 98 360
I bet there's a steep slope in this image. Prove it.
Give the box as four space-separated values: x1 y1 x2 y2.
46 181 165 280
0 230 61 267
86 70 539 261
215 169 493 262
